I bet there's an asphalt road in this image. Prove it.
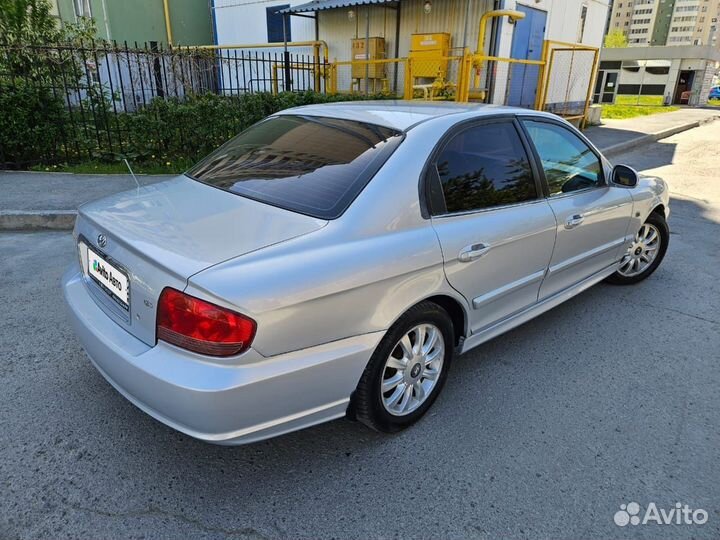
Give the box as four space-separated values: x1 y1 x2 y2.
1 124 719 540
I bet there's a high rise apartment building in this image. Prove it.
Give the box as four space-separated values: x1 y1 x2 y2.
608 0 720 47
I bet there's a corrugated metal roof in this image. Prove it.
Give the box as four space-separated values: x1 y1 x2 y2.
280 0 398 14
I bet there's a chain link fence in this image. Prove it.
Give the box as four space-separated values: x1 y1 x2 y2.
468 41 598 126
537 42 599 124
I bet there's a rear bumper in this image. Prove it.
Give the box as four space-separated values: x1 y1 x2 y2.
62 267 382 444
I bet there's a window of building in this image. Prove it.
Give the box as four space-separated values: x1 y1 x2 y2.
433 122 538 213
73 0 91 18
266 5 291 43
578 5 588 42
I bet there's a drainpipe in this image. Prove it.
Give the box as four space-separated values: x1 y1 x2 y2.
487 0 502 102
461 0 471 51
283 13 291 90
365 7 370 95
393 3 401 93
100 0 111 40
162 0 173 46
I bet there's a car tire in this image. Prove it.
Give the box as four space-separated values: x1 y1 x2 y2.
353 301 454 433
605 211 669 285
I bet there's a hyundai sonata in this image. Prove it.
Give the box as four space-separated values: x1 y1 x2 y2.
63 101 669 444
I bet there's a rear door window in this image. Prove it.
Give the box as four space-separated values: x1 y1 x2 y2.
188 115 403 219
433 120 538 214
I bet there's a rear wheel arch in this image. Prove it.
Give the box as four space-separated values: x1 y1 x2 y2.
351 300 455 431
423 294 468 348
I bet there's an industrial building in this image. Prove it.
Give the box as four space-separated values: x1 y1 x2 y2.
595 44 720 104
211 0 610 107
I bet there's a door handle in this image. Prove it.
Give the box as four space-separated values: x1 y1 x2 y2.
458 243 491 262
565 214 585 229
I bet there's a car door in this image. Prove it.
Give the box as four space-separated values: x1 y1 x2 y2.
520 117 633 300
427 117 557 334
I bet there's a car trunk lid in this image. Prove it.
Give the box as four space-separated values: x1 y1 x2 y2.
74 176 326 346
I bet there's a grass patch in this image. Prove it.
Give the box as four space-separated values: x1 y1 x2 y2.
601 104 678 120
615 95 665 106
30 160 191 175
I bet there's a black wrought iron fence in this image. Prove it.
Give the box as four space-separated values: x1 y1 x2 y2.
0 40 328 167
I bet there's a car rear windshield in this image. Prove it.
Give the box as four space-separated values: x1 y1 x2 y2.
187 115 403 219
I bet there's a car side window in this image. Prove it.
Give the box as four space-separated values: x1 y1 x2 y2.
434 121 538 214
522 120 602 196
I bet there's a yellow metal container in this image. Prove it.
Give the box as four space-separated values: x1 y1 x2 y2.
351 37 386 79
409 33 451 78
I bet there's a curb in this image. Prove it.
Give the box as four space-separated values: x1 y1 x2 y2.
599 115 720 157
0 210 77 231
0 170 175 177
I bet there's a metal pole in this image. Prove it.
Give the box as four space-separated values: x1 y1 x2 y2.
283 13 291 91
365 7 370 95
637 60 645 105
393 4 400 94
461 0 471 51
162 0 173 46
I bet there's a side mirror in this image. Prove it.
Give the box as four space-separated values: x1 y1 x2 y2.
611 164 639 188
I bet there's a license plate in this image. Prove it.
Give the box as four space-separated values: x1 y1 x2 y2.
87 246 130 309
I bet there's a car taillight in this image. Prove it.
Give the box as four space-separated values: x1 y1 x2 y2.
156 287 256 357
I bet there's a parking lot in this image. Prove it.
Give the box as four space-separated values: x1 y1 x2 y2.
1 123 719 539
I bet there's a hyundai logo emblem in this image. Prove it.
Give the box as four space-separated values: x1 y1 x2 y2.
97 234 107 248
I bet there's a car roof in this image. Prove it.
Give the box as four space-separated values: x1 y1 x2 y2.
273 100 552 131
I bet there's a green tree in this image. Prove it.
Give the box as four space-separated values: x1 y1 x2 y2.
0 0 61 44
0 0 97 45
604 29 628 48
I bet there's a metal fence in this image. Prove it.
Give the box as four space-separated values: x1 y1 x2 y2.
0 39 599 167
0 41 328 166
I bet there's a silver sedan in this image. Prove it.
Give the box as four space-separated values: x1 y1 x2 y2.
62 101 670 444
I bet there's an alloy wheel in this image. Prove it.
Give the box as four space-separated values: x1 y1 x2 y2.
618 223 661 277
380 323 445 416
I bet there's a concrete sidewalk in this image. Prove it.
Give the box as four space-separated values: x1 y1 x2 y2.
1 107 719 230
0 173 173 230
584 106 720 156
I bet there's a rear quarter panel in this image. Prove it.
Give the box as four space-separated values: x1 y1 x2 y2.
186 118 471 358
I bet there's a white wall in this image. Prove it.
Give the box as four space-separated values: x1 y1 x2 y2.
213 0 315 45
211 0 611 101
496 0 609 56
212 0 318 93
492 0 609 106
